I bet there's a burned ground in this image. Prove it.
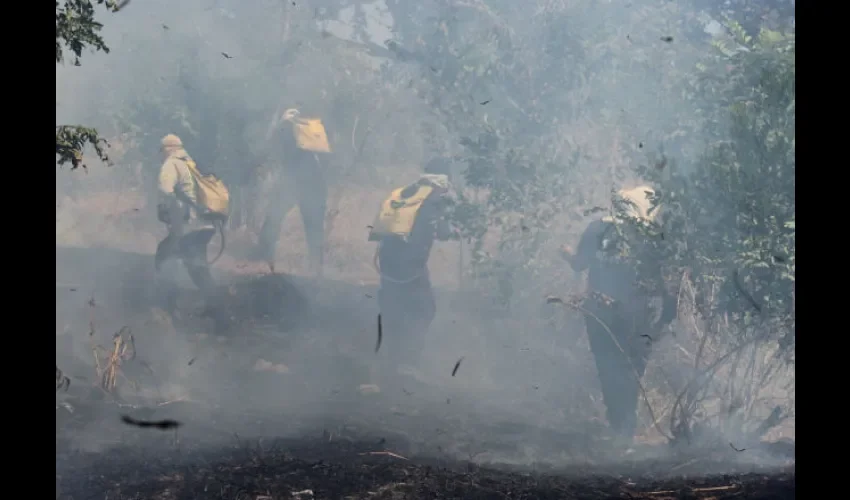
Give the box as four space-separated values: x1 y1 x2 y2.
56 425 794 500
56 367 796 500
57 388 795 500
57 246 794 499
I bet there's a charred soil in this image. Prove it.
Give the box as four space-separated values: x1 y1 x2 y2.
56 435 794 500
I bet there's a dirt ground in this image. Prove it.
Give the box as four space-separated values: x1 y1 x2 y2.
56 428 794 500
57 452 794 500
57 375 795 500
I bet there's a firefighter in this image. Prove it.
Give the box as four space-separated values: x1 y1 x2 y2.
154 134 216 307
369 158 456 370
560 185 676 444
255 107 330 276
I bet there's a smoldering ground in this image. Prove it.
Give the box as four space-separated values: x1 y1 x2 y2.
55 246 792 475
57 0 793 494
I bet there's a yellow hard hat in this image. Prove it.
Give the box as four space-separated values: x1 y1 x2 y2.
161 134 183 150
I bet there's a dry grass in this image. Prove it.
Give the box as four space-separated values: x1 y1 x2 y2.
636 275 796 446
91 326 137 393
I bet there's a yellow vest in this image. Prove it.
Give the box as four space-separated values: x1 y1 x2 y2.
369 184 434 241
291 118 331 153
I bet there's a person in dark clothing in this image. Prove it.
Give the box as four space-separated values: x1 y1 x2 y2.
255 108 330 276
561 186 676 443
370 158 455 367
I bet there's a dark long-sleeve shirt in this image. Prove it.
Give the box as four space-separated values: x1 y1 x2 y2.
569 219 667 315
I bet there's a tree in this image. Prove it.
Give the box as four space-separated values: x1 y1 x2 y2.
55 0 125 169
629 22 795 349
104 2 396 227
615 22 795 444
393 0 698 310
426 3 794 442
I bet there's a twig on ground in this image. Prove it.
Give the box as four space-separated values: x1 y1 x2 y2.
359 451 409 460
157 397 190 407
644 484 740 496
669 457 701 472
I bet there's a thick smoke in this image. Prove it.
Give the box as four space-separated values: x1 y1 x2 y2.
57 0 794 473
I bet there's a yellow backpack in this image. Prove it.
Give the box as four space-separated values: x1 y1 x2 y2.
184 159 230 221
292 117 332 153
369 183 434 241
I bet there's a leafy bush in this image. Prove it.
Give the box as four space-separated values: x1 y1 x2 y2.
446 15 795 443
616 22 795 444
629 22 795 351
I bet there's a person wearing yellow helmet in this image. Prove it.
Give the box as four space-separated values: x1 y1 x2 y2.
368 157 456 373
154 134 217 308
560 184 676 446
254 106 330 276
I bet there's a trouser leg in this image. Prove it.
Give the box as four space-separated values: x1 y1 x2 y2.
180 229 216 291
405 276 436 367
155 234 179 271
377 281 415 367
154 234 182 312
256 172 296 263
584 305 650 441
377 274 434 368
295 154 327 275
410 274 436 336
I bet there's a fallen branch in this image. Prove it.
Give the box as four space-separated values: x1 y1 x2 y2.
642 484 740 496
359 451 409 460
